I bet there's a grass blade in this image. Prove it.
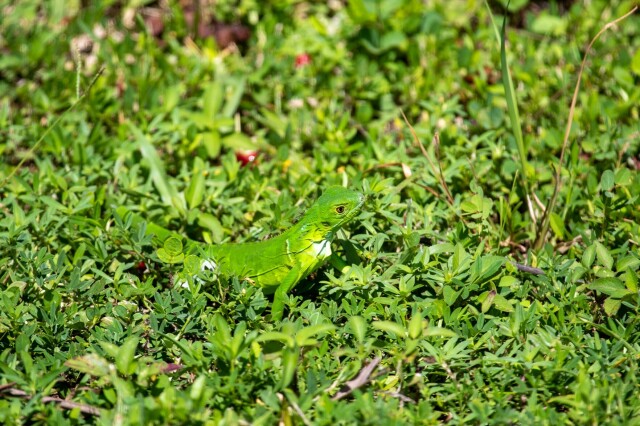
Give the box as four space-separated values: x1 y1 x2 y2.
130 124 185 214
485 2 536 234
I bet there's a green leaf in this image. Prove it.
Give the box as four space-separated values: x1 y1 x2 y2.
116 336 139 376
603 298 622 316
164 237 183 257
595 242 614 270
198 213 225 244
549 212 565 239
347 0 376 24
258 108 288 138
632 48 640 75
423 327 457 338
589 277 632 298
201 131 221 159
442 285 460 306
461 199 478 214
65 354 111 377
257 332 294 347
157 238 185 264
295 324 336 347
184 255 202 275
203 81 223 118
530 13 567 35
156 248 184 264
99 342 120 359
451 243 469 271
582 244 596 269
471 256 505 284
372 321 406 338
379 31 407 51
40 196 69 213
408 312 423 339
132 125 185 213
19 351 33 376
213 315 231 343
600 170 615 192
492 293 514 312
348 316 367 344
614 168 633 186
279 348 299 389
625 268 638 293
222 133 255 151
499 276 519 287
481 290 496 313
186 157 206 209
616 256 640 272
428 243 455 255
190 375 206 401
221 77 246 118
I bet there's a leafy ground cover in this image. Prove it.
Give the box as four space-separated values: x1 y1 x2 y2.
1 0 639 424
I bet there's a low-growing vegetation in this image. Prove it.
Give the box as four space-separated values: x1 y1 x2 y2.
1 0 639 424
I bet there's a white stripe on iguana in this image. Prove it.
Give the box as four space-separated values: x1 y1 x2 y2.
312 240 332 259
286 239 292 262
179 258 217 288
201 259 217 271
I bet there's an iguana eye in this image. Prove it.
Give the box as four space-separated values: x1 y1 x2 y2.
336 205 345 214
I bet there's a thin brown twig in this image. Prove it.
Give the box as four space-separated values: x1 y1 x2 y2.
284 393 312 426
441 360 461 390
331 357 382 401
362 162 414 180
1 386 101 416
378 390 416 404
616 130 640 168
432 132 455 205
511 262 544 275
532 192 546 217
400 110 455 206
42 396 101 416
534 6 638 249
412 181 445 199
0 382 17 392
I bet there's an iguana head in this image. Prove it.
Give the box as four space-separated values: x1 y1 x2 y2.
305 186 365 235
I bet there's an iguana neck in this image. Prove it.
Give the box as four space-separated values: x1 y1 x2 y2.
282 204 334 243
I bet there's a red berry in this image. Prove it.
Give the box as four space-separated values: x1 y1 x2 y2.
295 53 311 68
235 149 258 166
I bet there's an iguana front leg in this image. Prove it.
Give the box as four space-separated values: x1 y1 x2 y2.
271 263 304 321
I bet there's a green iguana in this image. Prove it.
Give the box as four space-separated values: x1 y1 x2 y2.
117 186 365 320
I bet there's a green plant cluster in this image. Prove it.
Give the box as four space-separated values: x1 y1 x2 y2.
1 0 639 424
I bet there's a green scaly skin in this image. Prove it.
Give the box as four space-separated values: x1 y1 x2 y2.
117 186 365 320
